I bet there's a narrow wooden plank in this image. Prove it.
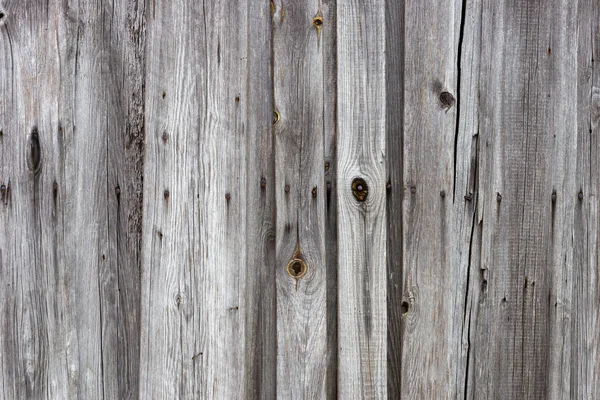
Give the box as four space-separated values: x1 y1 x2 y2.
571 0 600 397
139 0 248 398
400 0 462 397
272 1 328 397
0 2 145 399
467 1 578 398
385 0 404 396
321 0 339 397
244 0 277 398
337 1 387 398
104 1 146 398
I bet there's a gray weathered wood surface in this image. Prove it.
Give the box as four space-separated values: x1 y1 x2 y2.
1 0 598 399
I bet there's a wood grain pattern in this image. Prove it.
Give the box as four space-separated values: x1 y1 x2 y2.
139 0 247 398
244 0 277 398
272 0 328 397
1 0 600 398
0 1 144 399
337 0 387 398
401 0 462 397
465 1 579 398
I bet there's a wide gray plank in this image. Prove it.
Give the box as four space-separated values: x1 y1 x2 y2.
337 1 387 398
467 1 578 398
272 0 328 397
0 1 144 399
139 0 248 398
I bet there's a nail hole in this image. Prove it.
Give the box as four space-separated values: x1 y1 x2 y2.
497 192 502 202
324 162 330 171
260 177 266 188
410 186 417 194
578 190 584 200
440 190 446 198
273 110 280 125
313 15 323 27
284 184 290 193
225 192 231 201
351 178 368 201
164 190 170 200
162 91 166 99
161 131 168 144
286 258 307 279
312 187 317 198
551 190 557 203
400 301 409 314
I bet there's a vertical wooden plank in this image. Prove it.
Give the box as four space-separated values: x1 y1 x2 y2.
400 0 461 397
139 0 247 398
321 0 338 397
467 0 578 398
104 1 146 398
244 0 277 398
0 3 71 398
337 0 387 398
0 1 145 399
245 0 277 398
385 0 404 396
572 0 600 397
272 0 328 397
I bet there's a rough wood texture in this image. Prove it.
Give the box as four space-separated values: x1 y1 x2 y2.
2 0 600 399
337 0 387 398
244 0 277 398
139 0 247 398
272 0 328 397
0 1 144 399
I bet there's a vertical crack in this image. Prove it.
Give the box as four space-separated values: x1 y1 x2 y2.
453 0 468 202
462 207 477 399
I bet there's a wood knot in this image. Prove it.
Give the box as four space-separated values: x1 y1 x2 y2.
351 178 368 201
312 15 323 31
286 258 307 279
439 91 455 109
400 301 410 314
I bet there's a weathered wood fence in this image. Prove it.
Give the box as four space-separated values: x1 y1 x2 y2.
1 0 599 398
